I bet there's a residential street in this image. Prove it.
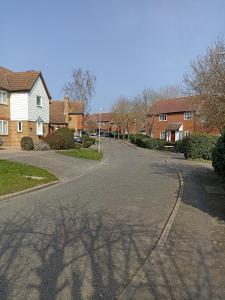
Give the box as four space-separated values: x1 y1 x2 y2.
0 139 225 299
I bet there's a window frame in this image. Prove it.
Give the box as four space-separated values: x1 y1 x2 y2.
0 120 8 135
160 131 166 140
17 121 23 133
36 121 43 136
159 114 167 121
184 130 191 138
0 90 8 105
36 95 43 108
184 111 193 120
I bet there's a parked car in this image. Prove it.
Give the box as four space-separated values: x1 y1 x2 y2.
74 135 83 144
81 130 88 136
0 138 3 146
104 132 113 138
90 132 97 136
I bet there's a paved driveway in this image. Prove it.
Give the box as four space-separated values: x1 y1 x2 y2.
0 150 100 181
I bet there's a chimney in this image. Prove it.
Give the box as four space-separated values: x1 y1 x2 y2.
64 95 69 124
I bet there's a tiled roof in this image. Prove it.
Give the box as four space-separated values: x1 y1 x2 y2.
166 122 183 131
50 100 84 124
69 101 84 114
87 112 115 123
149 96 200 115
0 66 51 99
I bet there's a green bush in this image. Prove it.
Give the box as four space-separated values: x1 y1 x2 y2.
212 132 225 179
131 135 166 150
74 143 81 149
45 128 74 150
21 136 34 150
82 135 95 148
33 141 50 151
174 140 185 153
184 133 218 160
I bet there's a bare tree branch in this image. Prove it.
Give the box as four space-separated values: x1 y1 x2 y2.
64 68 96 114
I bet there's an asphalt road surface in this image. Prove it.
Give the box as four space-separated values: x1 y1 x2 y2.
0 139 180 299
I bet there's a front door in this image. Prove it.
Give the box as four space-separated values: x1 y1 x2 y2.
171 130 175 142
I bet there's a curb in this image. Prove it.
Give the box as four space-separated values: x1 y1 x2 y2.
118 171 184 299
0 180 60 202
118 139 143 151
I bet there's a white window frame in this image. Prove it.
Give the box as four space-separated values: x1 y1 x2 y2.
17 121 23 133
160 131 166 140
184 130 191 138
0 90 8 105
184 111 193 120
159 114 167 121
0 120 8 135
36 96 42 108
36 122 43 136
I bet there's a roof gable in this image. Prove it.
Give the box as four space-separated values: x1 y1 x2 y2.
50 100 84 124
0 66 51 99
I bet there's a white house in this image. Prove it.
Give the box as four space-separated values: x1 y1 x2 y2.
0 66 51 146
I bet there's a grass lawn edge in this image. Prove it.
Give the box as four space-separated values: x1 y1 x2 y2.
0 159 58 197
56 148 103 161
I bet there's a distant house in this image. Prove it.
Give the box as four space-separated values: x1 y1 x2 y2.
50 96 84 134
148 96 219 142
85 112 117 132
0 66 51 146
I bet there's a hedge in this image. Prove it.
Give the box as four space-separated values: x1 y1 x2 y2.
21 136 34 150
45 127 74 150
130 135 167 150
184 133 218 160
212 132 225 179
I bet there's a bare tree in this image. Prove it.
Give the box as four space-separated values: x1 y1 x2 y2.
64 68 96 114
158 85 184 99
132 89 161 136
86 119 97 132
184 39 225 132
112 97 134 138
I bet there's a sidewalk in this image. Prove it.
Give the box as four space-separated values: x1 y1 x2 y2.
120 153 225 299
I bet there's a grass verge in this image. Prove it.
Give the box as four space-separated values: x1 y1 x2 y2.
0 160 57 197
56 148 103 161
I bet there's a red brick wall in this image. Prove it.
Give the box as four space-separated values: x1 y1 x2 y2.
151 112 220 139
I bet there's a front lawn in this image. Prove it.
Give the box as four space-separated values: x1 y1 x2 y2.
56 148 103 161
0 160 57 197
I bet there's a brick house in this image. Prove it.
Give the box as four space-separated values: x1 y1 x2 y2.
85 112 117 133
149 96 220 142
50 96 84 134
0 66 51 146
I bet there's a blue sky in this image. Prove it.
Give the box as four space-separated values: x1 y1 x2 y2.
1 0 225 112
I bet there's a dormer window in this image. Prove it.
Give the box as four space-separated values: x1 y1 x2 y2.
159 114 167 121
184 111 193 120
0 90 7 105
36 96 42 108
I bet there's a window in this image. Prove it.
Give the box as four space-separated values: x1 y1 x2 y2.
17 121 23 133
160 131 166 140
159 114 167 121
184 111 193 120
184 130 191 138
36 122 43 136
36 96 42 108
0 90 7 105
0 120 8 135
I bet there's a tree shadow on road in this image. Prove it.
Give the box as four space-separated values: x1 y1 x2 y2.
0 202 158 299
